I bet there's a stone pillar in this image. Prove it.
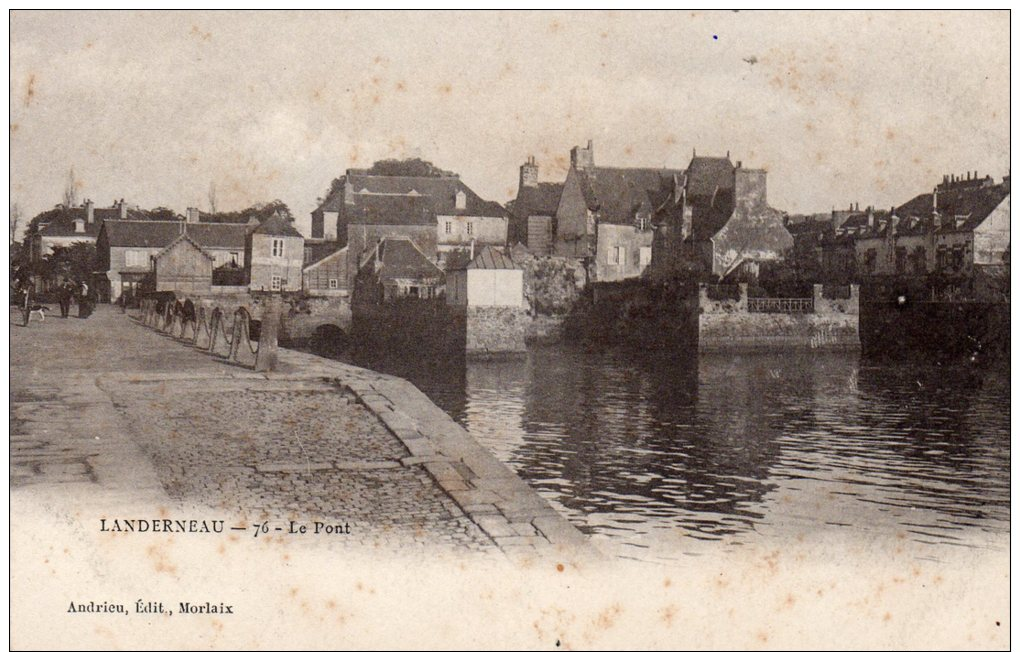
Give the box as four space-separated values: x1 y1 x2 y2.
255 294 281 372
738 283 748 311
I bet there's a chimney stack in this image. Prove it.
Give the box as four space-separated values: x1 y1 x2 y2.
570 140 595 170
519 156 539 189
84 198 94 224
186 207 200 223
118 199 127 220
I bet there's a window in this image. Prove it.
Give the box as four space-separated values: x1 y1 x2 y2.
445 221 452 234
230 252 239 266
894 247 907 274
455 191 466 210
466 222 474 236
612 246 626 265
409 286 420 298
271 239 284 257
271 275 282 291
639 246 652 267
864 249 877 274
328 278 338 289
125 250 149 268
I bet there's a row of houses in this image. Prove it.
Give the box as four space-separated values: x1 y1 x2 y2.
785 172 1011 286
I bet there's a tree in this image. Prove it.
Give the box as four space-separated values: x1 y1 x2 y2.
62 167 78 207
42 241 97 286
10 202 21 244
364 158 456 178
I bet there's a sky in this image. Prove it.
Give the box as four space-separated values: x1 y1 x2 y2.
9 10 1010 238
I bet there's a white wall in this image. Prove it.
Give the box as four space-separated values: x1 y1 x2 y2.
465 269 524 307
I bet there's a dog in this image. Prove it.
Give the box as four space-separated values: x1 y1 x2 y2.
27 305 50 322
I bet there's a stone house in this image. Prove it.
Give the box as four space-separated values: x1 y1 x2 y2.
311 170 509 263
96 219 248 302
244 213 305 292
652 153 793 281
554 140 677 282
352 236 445 304
507 156 564 254
345 194 438 293
153 233 214 294
850 173 1010 281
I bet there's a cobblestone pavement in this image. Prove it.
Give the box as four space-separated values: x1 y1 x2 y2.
10 306 494 554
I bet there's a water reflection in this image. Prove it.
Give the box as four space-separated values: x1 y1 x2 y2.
348 346 1010 553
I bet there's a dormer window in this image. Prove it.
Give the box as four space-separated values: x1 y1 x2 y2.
455 190 466 210
74 218 85 234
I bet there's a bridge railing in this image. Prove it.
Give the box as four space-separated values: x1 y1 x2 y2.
137 297 277 371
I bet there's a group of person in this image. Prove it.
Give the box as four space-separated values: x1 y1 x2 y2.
55 280 94 319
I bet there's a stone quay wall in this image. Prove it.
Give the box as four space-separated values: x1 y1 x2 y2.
698 283 860 350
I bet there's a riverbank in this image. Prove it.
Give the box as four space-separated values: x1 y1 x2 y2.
10 305 593 561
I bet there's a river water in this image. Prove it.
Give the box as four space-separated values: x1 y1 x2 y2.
352 347 1010 561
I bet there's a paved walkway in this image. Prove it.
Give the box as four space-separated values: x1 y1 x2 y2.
10 304 592 560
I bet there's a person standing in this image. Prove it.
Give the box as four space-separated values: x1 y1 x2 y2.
58 281 73 318
77 281 90 318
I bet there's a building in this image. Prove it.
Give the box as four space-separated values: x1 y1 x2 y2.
311 167 509 272
96 219 248 301
153 233 214 294
245 212 305 291
553 141 678 282
652 153 793 281
446 246 524 307
345 194 438 292
302 244 349 296
507 156 565 254
28 199 176 263
352 236 445 304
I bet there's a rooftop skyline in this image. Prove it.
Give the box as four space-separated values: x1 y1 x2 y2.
10 10 1009 237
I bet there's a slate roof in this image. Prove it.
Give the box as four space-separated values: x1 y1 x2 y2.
101 220 248 249
685 156 736 198
37 219 103 238
362 237 444 282
347 194 436 226
303 240 346 268
511 182 564 218
303 244 347 272
465 246 519 270
252 213 303 238
895 183 1009 233
575 167 678 225
35 205 176 238
346 174 508 218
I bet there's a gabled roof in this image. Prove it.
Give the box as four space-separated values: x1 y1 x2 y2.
575 166 678 225
347 193 436 226
346 174 508 218
37 219 102 238
361 237 443 282
184 223 249 248
154 233 215 260
511 182 564 218
314 188 345 214
252 213 303 238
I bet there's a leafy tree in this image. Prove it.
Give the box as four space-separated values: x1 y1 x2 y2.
364 158 456 178
42 242 97 285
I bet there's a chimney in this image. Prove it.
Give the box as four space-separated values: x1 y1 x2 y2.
74 217 85 234
186 207 200 223
570 141 595 170
118 199 127 220
85 199 94 224
867 210 875 229
519 156 539 188
733 167 767 215
933 187 938 211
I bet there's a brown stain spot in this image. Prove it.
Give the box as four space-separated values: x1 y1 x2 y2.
660 604 677 626
438 83 453 95
663 577 672 588
883 612 892 622
665 134 677 146
549 20 562 32
885 128 896 141
217 543 226 555
190 25 212 41
600 31 609 38
395 81 406 92
556 563 564 572
782 593 796 608
146 544 177 575
24 74 35 107
289 587 299 598
594 604 622 630
757 631 770 643
623 145 634 157
326 599 336 609
10 123 19 136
